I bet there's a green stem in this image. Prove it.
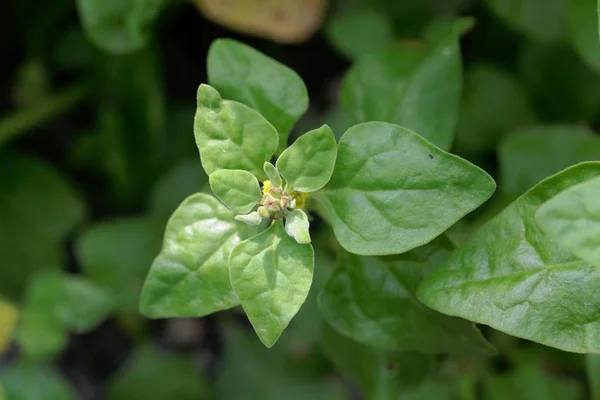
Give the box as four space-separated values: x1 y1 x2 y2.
0 82 92 146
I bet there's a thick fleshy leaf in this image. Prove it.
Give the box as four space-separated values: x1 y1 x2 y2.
326 10 394 60
284 209 311 244
76 0 165 54
316 122 496 256
319 238 494 355
207 39 308 151
499 125 600 199
263 162 282 188
107 344 210 400
0 154 85 300
194 84 278 179
418 162 600 353
209 169 261 214
76 217 163 313
536 176 600 268
235 211 263 226
320 326 432 399
484 0 566 42
455 64 535 155
276 125 336 192
1 361 77 400
141 193 261 317
229 221 314 347
341 28 462 150
569 0 600 73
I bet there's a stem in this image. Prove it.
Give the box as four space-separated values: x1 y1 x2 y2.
0 82 92 146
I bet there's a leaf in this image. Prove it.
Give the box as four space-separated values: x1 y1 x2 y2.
276 125 337 192
107 344 210 400
284 209 311 244
484 0 566 42
1 360 77 400
229 221 314 347
141 193 260 318
417 162 600 353
569 0 600 73
236 211 263 226
194 84 279 179
263 162 282 188
319 238 495 355
149 160 208 220
326 10 394 60
16 309 67 360
316 122 496 256
76 217 163 313
536 176 600 268
340 27 462 150
455 64 535 155
76 0 165 54
320 325 432 399
195 0 326 44
209 169 262 214
0 154 85 300
207 38 308 151
499 125 600 199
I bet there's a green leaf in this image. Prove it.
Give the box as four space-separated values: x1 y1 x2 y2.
485 0 566 42
341 28 462 150
284 209 311 244
107 344 210 400
569 0 600 73
229 221 314 347
326 10 394 60
316 122 496 256
455 64 535 155
76 0 165 54
499 125 600 199
17 309 68 360
235 211 263 226
276 125 337 192
536 176 600 268
263 162 282 188
417 162 600 353
0 154 85 299
141 193 261 318
1 360 77 400
319 238 494 355
209 169 261 214
587 354 600 400
320 325 432 399
194 84 279 179
207 38 308 152
76 217 163 313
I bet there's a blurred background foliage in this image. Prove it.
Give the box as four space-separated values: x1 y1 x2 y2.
2 0 600 399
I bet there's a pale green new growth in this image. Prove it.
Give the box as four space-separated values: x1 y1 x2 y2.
284 209 311 244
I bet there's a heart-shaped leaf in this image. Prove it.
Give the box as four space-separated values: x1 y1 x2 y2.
209 169 261 214
229 221 314 347
418 162 600 353
194 84 278 179
316 122 496 256
140 193 261 318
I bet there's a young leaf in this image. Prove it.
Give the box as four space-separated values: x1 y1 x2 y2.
229 221 314 347
316 122 496 256
207 39 308 151
499 125 600 199
263 162 282 188
485 0 566 42
319 239 495 355
418 162 600 353
569 0 600 73
141 193 261 318
326 10 394 60
194 84 278 179
536 176 600 268
1 360 77 400
209 169 261 214
17 309 67 360
341 27 462 150
276 125 337 192
235 211 263 226
76 0 165 54
284 209 311 244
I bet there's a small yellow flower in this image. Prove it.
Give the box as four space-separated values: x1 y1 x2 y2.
291 191 309 210
262 180 273 195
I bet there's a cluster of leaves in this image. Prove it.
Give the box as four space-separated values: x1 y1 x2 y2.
3 0 600 399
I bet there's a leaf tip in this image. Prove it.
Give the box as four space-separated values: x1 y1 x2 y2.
197 84 222 109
